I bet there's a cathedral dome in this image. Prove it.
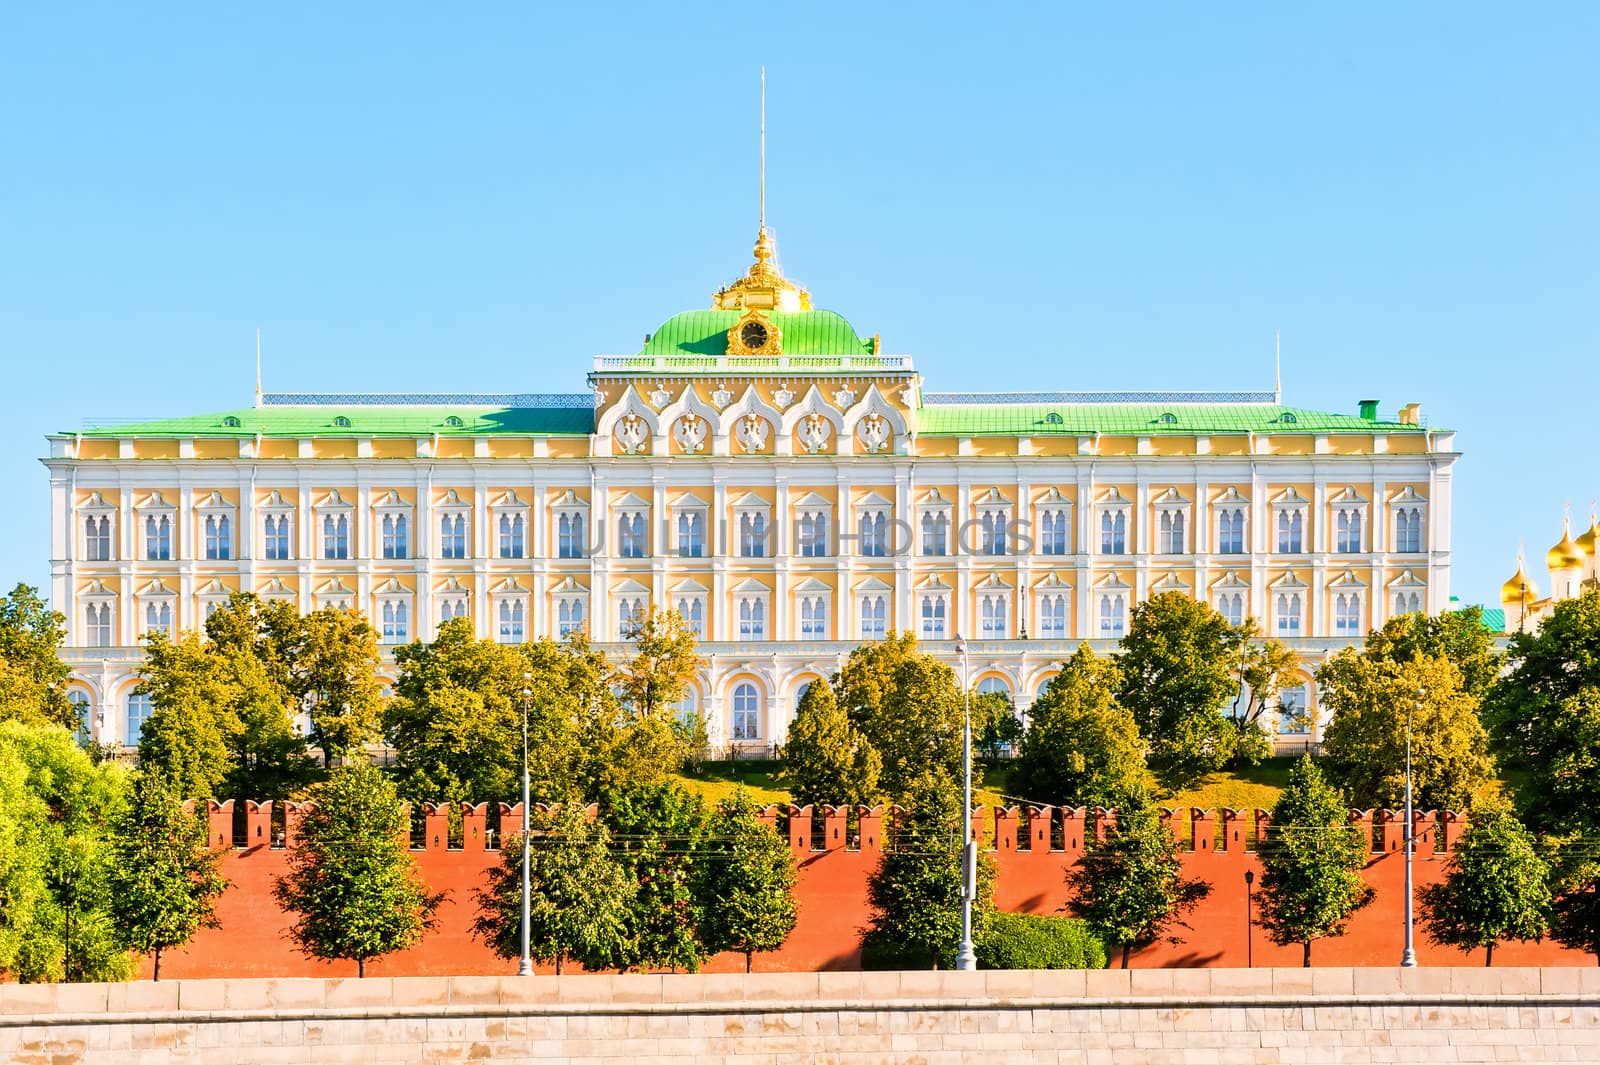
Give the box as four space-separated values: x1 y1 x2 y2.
1501 556 1538 604
1548 521 1586 572
1577 513 1598 558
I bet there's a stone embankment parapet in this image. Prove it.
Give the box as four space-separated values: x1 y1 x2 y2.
4 968 1600 1063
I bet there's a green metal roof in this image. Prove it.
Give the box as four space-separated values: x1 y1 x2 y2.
1479 608 1506 634
915 403 1430 436
641 310 874 357
72 406 594 438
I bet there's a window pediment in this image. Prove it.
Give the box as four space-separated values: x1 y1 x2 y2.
1092 572 1131 590
137 578 176 597
1268 571 1308 590
1096 486 1133 507
137 491 174 512
1152 487 1190 508
1328 570 1368 589
1150 572 1192 594
1389 485 1428 505
260 490 294 511
1270 487 1310 508
436 577 471 595
1386 569 1427 589
315 490 351 510
731 577 771 595
854 575 894 593
1209 570 1250 591
80 492 115 513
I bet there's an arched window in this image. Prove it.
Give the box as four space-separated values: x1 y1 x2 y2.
558 513 586 558
1277 511 1304 553
1277 685 1310 735
1396 508 1423 553
1215 592 1244 627
738 597 766 640
1098 595 1125 637
1218 509 1244 554
322 515 349 559
859 595 886 640
557 598 585 636
1100 511 1126 554
739 513 768 557
265 514 293 560
505 513 527 558
144 601 172 637
672 687 701 727
84 602 113 647
980 512 1007 556
731 683 761 741
68 690 92 744
126 692 153 745
616 597 645 639
440 514 467 559
1040 509 1068 555
618 513 646 558
1276 593 1302 635
980 594 1008 639
381 514 408 559
498 600 525 643
858 511 889 557
145 515 172 561
85 515 113 561
920 594 947 639
380 600 409 644
204 514 232 560
1334 593 1360 635
1394 591 1422 616
1039 594 1067 638
677 511 705 557
676 596 705 638
800 596 828 638
1336 510 1363 553
438 597 467 624
921 511 948 556
1159 511 1186 554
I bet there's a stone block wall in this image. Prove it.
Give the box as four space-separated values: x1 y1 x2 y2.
4 968 1600 1064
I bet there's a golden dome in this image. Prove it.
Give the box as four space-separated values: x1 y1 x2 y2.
1548 520 1586 572
1501 556 1538 604
1577 510 1599 557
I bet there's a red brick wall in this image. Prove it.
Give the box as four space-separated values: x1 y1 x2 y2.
143 802 1590 979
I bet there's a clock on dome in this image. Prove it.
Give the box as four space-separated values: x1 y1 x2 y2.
727 311 781 356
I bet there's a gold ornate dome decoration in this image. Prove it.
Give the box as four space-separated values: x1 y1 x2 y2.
1577 510 1599 557
712 226 812 313
1547 520 1586 571
1501 555 1538 604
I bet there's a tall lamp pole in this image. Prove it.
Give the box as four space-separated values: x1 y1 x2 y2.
1243 869 1255 967
955 636 977 972
1400 685 1422 968
518 672 534 976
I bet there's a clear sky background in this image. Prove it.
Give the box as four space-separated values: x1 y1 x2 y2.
3 4 1595 608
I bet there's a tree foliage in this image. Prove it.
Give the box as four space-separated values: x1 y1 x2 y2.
0 721 131 982
472 802 633 974
1256 756 1373 966
135 633 238 800
781 681 881 809
976 912 1108 970
1065 786 1210 968
1318 651 1495 810
602 780 713 971
834 634 963 800
1116 592 1250 789
1232 637 1301 764
1363 606 1502 702
0 583 74 730
1010 644 1145 809
700 788 798 972
610 608 702 722
292 609 384 767
274 763 440 976
861 770 994 969
109 769 229 979
1419 797 1551 966
1484 590 1600 838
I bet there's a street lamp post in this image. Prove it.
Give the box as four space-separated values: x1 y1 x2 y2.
518 673 533 977
1400 686 1422 968
1243 869 1255 967
955 636 977 972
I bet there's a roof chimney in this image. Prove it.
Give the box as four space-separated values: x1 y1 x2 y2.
1358 399 1379 421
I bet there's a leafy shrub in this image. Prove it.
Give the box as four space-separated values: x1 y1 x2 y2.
976 911 1108 970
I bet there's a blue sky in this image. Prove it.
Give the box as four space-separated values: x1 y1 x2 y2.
2 4 1595 607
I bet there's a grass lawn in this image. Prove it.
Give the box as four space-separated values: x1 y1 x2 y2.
673 759 790 807
1158 757 1297 812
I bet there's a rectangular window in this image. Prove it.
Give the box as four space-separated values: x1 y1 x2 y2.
1039 511 1068 555
440 514 467 559
1099 512 1126 554
380 514 408 559
1277 686 1310 735
1334 593 1361 635
1159 511 1186 554
85 516 113 561
676 597 705 638
204 514 232 561
1217 509 1245 554
1396 508 1423 553
980 594 1008 639
145 515 172 561
126 693 152 745
921 512 948 556
737 598 766 640
738 513 768 558
859 595 886 640
796 511 829 557
438 597 467 624
800 596 828 638
980 512 1008 556
558 513 586 559
1336 510 1363 553
380 601 409 644
1039 594 1067 638
1276 592 1303 635
497 600 525 643
677 512 705 558
1098 595 1125 638
85 602 113 647
1276 511 1304 554
498 514 526 559
920 595 947 639
1215 592 1244 627
144 601 173 638
616 597 644 639
265 515 293 560
858 512 888 557
557 598 585 637
322 515 349 560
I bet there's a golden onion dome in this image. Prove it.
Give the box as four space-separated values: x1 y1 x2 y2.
1501 556 1538 604
1548 521 1586 572
1577 512 1599 558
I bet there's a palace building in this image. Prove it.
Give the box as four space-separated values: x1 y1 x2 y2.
45 224 1459 752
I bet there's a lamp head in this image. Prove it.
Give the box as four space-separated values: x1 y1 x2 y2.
1244 869 1255 885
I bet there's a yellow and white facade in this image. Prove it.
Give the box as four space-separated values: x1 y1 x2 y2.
45 227 1460 751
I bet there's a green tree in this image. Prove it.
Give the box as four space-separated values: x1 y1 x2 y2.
134 632 238 800
834 633 963 799
0 721 131 982
386 618 539 805
274 763 440 976
1419 797 1551 966
1551 850 1600 963
1363 607 1502 702
603 780 712 971
1318 651 1494 810
861 770 995 969
611 607 702 722
202 594 304 796
700 788 798 972
291 608 383 767
1484 590 1600 837
781 682 881 809
0 584 74 730
472 802 633 974
1116 592 1250 789
972 688 1023 758
1256 755 1374 967
109 769 229 979
1010 645 1145 809
1065 786 1210 968
1232 637 1301 764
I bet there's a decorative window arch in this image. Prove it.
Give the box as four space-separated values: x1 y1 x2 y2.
1213 486 1249 555
731 681 763 741
1036 487 1071 556
1097 487 1131 555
